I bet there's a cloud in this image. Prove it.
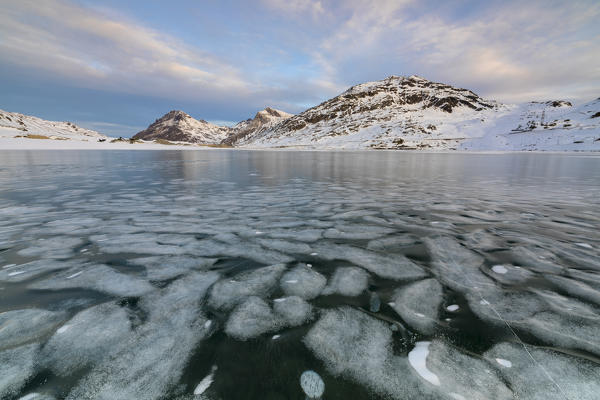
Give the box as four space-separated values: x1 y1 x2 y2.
0 0 250 102
261 0 325 18
288 0 600 102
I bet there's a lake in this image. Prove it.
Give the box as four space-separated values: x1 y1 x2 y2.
1 150 599 400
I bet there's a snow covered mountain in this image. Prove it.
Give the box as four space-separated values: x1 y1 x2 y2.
132 108 292 145
222 107 292 145
462 98 600 151
235 76 600 151
0 109 108 142
132 110 231 144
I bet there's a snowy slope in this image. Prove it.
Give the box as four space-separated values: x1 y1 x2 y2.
237 76 600 151
223 107 292 145
132 110 231 144
461 98 600 151
0 109 108 142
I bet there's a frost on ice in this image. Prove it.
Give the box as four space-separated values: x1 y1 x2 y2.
225 296 280 340
322 266 369 297
312 242 427 281
29 264 155 297
0 344 38 399
66 272 219 400
485 342 600 400
304 307 425 399
0 309 65 349
280 264 326 300
272 296 312 326
208 264 286 310
39 302 132 376
390 279 443 334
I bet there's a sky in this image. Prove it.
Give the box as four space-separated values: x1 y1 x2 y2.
1 0 599 137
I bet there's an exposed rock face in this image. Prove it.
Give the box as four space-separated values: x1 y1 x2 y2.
132 110 231 144
223 107 292 145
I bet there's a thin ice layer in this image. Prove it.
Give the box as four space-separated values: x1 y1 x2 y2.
0 308 65 349
312 243 427 281
17 236 83 259
280 264 326 300
322 266 369 297
390 279 443 334
0 344 38 399
273 296 312 326
485 342 600 400
208 264 286 310
424 340 513 399
0 259 82 282
130 255 217 281
225 296 280 340
39 302 132 376
29 264 155 297
304 307 432 399
424 236 493 292
66 271 219 400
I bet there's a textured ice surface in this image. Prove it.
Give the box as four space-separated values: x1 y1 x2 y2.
39 302 132 376
0 309 65 349
2 151 600 399
312 243 427 281
546 275 600 306
323 224 395 240
0 344 38 399
130 255 217 281
17 393 56 400
29 264 155 297
322 267 369 297
366 235 420 251
272 296 312 326
467 285 600 355
191 238 294 265
304 307 426 399
424 236 493 292
280 264 326 300
425 340 513 399
408 342 439 385
208 264 286 310
225 296 280 340
17 237 83 259
510 246 564 274
66 271 219 400
485 264 535 285
390 279 443 334
267 228 323 243
485 342 600 400
0 259 82 282
300 370 325 398
194 365 217 395
256 238 312 254
535 290 600 320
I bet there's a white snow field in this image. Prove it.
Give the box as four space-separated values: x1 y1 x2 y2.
0 150 599 399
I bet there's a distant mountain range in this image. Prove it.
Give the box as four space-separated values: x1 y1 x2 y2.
133 75 600 151
132 107 292 145
2 75 599 150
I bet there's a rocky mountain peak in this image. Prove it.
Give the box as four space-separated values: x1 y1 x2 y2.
221 107 293 145
132 110 230 144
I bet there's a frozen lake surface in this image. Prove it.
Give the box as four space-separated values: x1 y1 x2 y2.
1 150 599 400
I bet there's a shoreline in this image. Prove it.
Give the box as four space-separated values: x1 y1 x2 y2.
1 137 599 154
